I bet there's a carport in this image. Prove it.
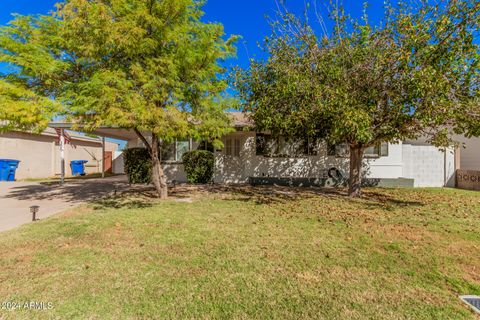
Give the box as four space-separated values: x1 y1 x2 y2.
48 123 140 183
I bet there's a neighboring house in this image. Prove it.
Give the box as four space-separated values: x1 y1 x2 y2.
455 135 480 171
124 112 480 188
0 128 119 180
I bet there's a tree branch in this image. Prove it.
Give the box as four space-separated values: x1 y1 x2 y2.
425 2 480 64
134 128 152 153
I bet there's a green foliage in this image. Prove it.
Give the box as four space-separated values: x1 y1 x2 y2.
0 80 60 133
234 0 479 147
123 148 151 184
0 0 237 140
234 0 479 195
455 98 480 138
55 0 236 143
0 14 63 132
182 150 215 184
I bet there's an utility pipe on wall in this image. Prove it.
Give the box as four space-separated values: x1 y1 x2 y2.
444 149 447 187
102 136 106 178
60 129 65 184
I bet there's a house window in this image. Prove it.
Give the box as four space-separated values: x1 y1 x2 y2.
328 142 389 158
161 142 176 162
176 140 190 161
256 133 272 156
225 138 241 157
161 139 191 162
305 138 319 156
256 134 318 157
363 143 389 157
197 141 215 152
381 143 389 157
327 143 349 157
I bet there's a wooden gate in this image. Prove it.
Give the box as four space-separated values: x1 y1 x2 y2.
104 151 113 173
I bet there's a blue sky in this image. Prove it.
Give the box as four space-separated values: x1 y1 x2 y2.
0 0 387 71
202 1 385 69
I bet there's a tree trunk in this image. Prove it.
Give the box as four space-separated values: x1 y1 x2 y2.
348 145 364 197
151 133 168 199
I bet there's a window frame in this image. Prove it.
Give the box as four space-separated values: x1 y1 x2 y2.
161 139 192 163
327 142 389 158
255 133 318 158
225 137 241 157
364 145 381 158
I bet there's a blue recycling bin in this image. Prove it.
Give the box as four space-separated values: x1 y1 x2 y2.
70 160 88 176
0 159 21 181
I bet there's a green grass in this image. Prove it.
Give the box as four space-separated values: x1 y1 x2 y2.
0 186 479 319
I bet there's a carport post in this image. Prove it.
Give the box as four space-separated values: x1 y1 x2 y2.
102 136 106 178
60 129 65 184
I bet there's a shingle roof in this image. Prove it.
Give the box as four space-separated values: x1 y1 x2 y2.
228 112 253 128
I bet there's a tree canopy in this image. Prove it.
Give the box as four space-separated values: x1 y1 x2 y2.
0 15 62 132
235 0 480 196
0 0 237 198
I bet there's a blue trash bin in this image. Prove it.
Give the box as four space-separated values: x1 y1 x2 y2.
0 159 20 181
0 160 6 181
70 160 88 176
0 160 8 181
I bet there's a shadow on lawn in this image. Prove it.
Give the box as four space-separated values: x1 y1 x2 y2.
359 191 425 210
5 176 423 211
90 187 195 210
206 184 425 210
3 176 138 204
92 197 154 210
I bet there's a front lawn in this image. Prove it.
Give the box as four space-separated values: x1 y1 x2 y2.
0 186 479 319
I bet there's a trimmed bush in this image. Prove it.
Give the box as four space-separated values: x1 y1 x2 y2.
123 148 151 184
182 150 215 184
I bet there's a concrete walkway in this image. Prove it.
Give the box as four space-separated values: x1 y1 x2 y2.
0 175 130 232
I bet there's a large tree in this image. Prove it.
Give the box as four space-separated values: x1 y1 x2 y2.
0 15 62 132
235 0 479 197
0 0 237 199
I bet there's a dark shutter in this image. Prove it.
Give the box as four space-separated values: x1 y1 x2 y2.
234 139 241 157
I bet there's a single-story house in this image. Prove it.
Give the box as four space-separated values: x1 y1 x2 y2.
0 128 119 180
123 113 480 188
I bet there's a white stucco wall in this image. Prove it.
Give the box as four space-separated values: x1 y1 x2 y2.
402 142 455 187
163 163 188 182
123 131 460 188
213 132 406 184
113 151 125 174
364 142 404 179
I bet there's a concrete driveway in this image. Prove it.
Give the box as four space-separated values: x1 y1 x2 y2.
0 175 130 232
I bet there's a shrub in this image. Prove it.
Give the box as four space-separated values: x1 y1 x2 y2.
182 150 215 184
123 148 151 184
